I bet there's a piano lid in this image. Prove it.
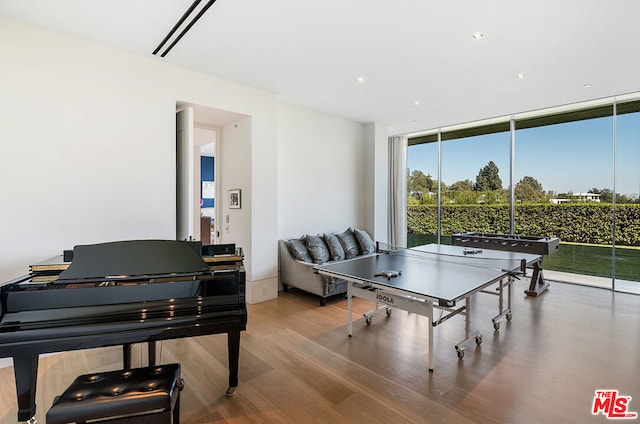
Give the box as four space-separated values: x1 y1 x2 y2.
57 240 210 282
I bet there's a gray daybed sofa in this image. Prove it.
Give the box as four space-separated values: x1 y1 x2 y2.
278 228 376 306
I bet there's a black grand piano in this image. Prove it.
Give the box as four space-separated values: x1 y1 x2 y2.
0 239 247 423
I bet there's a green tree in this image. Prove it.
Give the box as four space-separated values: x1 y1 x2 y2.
596 188 613 203
515 176 547 202
475 161 502 191
450 179 474 192
481 189 510 204
407 169 434 202
443 189 479 204
589 188 638 204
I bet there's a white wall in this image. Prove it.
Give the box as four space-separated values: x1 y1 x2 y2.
0 16 383 307
277 103 367 239
0 16 279 285
364 122 389 243
218 116 279 303
218 118 252 257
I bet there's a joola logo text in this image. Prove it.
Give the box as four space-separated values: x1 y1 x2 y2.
376 293 394 305
592 390 638 419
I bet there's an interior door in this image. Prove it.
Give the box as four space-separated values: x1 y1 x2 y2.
176 107 195 240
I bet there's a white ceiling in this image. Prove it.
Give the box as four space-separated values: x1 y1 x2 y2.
2 0 640 135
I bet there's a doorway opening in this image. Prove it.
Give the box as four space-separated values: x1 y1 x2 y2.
198 134 215 244
175 101 247 244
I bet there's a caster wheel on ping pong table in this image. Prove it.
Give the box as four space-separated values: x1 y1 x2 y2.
506 312 513 321
475 335 482 345
365 315 372 325
493 321 500 330
385 307 392 316
457 349 464 359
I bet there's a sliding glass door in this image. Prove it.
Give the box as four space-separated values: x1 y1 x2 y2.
614 110 640 293
514 116 614 287
440 132 510 242
407 140 438 246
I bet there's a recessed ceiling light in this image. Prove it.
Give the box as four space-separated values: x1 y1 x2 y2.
472 32 484 39
516 73 526 79
583 83 592 88
414 100 420 106
356 77 366 84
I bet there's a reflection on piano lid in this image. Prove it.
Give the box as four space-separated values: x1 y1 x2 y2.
54 240 210 284
29 241 245 283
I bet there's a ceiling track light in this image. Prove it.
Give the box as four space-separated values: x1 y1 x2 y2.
153 0 218 58
472 32 484 39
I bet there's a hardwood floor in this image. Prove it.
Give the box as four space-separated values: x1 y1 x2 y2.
1 279 638 423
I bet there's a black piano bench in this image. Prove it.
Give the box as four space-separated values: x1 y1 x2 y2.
46 364 184 424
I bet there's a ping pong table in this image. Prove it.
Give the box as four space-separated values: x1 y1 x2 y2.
314 243 542 371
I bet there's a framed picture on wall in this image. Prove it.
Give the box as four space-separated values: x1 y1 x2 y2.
228 189 241 209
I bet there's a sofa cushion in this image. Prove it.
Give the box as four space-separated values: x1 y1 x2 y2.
336 228 360 259
287 237 313 263
323 233 345 261
306 234 331 264
353 228 376 255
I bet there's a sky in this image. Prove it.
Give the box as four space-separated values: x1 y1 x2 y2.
407 113 640 197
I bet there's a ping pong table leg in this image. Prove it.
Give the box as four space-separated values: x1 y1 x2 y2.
455 296 482 359
347 282 353 337
498 278 504 317
491 277 514 330
465 297 471 340
427 301 434 372
507 278 513 318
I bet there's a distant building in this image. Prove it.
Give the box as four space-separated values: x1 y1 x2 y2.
550 192 601 204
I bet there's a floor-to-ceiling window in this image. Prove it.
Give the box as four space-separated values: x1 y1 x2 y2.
407 124 511 247
614 107 640 293
406 97 640 292
515 112 614 287
440 131 510 242
407 138 438 246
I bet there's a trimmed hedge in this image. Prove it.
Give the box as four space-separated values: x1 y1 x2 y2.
407 204 640 246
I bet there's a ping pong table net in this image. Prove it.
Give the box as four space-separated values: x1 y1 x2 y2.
375 242 525 273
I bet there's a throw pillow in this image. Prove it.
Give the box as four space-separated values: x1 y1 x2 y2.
306 234 331 264
323 233 345 261
336 228 360 259
287 237 313 263
353 228 376 255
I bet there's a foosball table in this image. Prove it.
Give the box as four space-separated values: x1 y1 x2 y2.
451 232 559 296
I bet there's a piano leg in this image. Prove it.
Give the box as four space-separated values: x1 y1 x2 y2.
148 341 157 366
123 343 157 367
123 343 132 369
225 330 241 396
13 354 38 423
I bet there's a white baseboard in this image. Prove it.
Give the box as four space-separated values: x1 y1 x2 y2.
246 277 278 304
